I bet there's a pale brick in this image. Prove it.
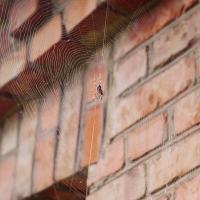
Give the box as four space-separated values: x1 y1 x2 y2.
9 0 38 32
115 48 147 95
0 44 26 87
13 102 38 199
0 114 18 155
29 14 62 61
85 58 108 102
113 55 195 135
147 131 200 192
196 47 200 81
128 114 166 160
175 175 200 200
88 139 124 185
63 0 97 32
113 0 196 60
39 87 60 132
55 83 82 181
174 88 200 134
151 9 200 69
157 197 168 200
0 155 16 200
33 133 55 192
87 165 145 200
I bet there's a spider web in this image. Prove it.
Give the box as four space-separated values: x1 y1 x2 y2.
0 0 158 199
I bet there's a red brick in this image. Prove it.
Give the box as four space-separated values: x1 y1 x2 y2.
0 67 47 101
82 103 103 167
33 38 91 73
63 0 97 32
174 88 200 135
113 0 197 60
69 4 128 50
0 97 17 118
0 40 89 118
87 139 124 185
29 14 62 62
175 175 200 200
13 102 38 199
107 0 150 13
39 87 60 132
147 131 200 192
9 0 38 32
0 154 16 200
39 176 87 198
33 132 55 192
61 176 87 195
1 39 88 99
55 83 82 181
0 44 27 88
87 165 145 200
127 114 166 161
113 55 195 135
151 9 200 69
0 114 18 155
85 55 108 102
11 1 54 40
115 48 147 95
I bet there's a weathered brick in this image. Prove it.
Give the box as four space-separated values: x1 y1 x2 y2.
82 103 103 167
174 88 200 135
127 114 166 161
113 55 195 135
115 48 147 95
151 9 200 69
175 175 200 200
87 139 124 185
13 102 38 199
33 132 55 192
0 44 27 88
39 87 60 132
9 0 38 32
157 197 168 200
113 0 197 60
87 165 145 200
55 83 82 181
147 131 200 192
0 154 16 200
29 14 62 62
0 114 18 155
63 0 97 32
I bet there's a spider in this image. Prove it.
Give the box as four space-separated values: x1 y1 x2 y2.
97 84 104 96
95 84 104 101
93 74 104 100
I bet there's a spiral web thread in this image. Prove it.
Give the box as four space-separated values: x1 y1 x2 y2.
0 0 163 199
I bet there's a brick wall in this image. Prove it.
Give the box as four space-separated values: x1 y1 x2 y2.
0 0 200 200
